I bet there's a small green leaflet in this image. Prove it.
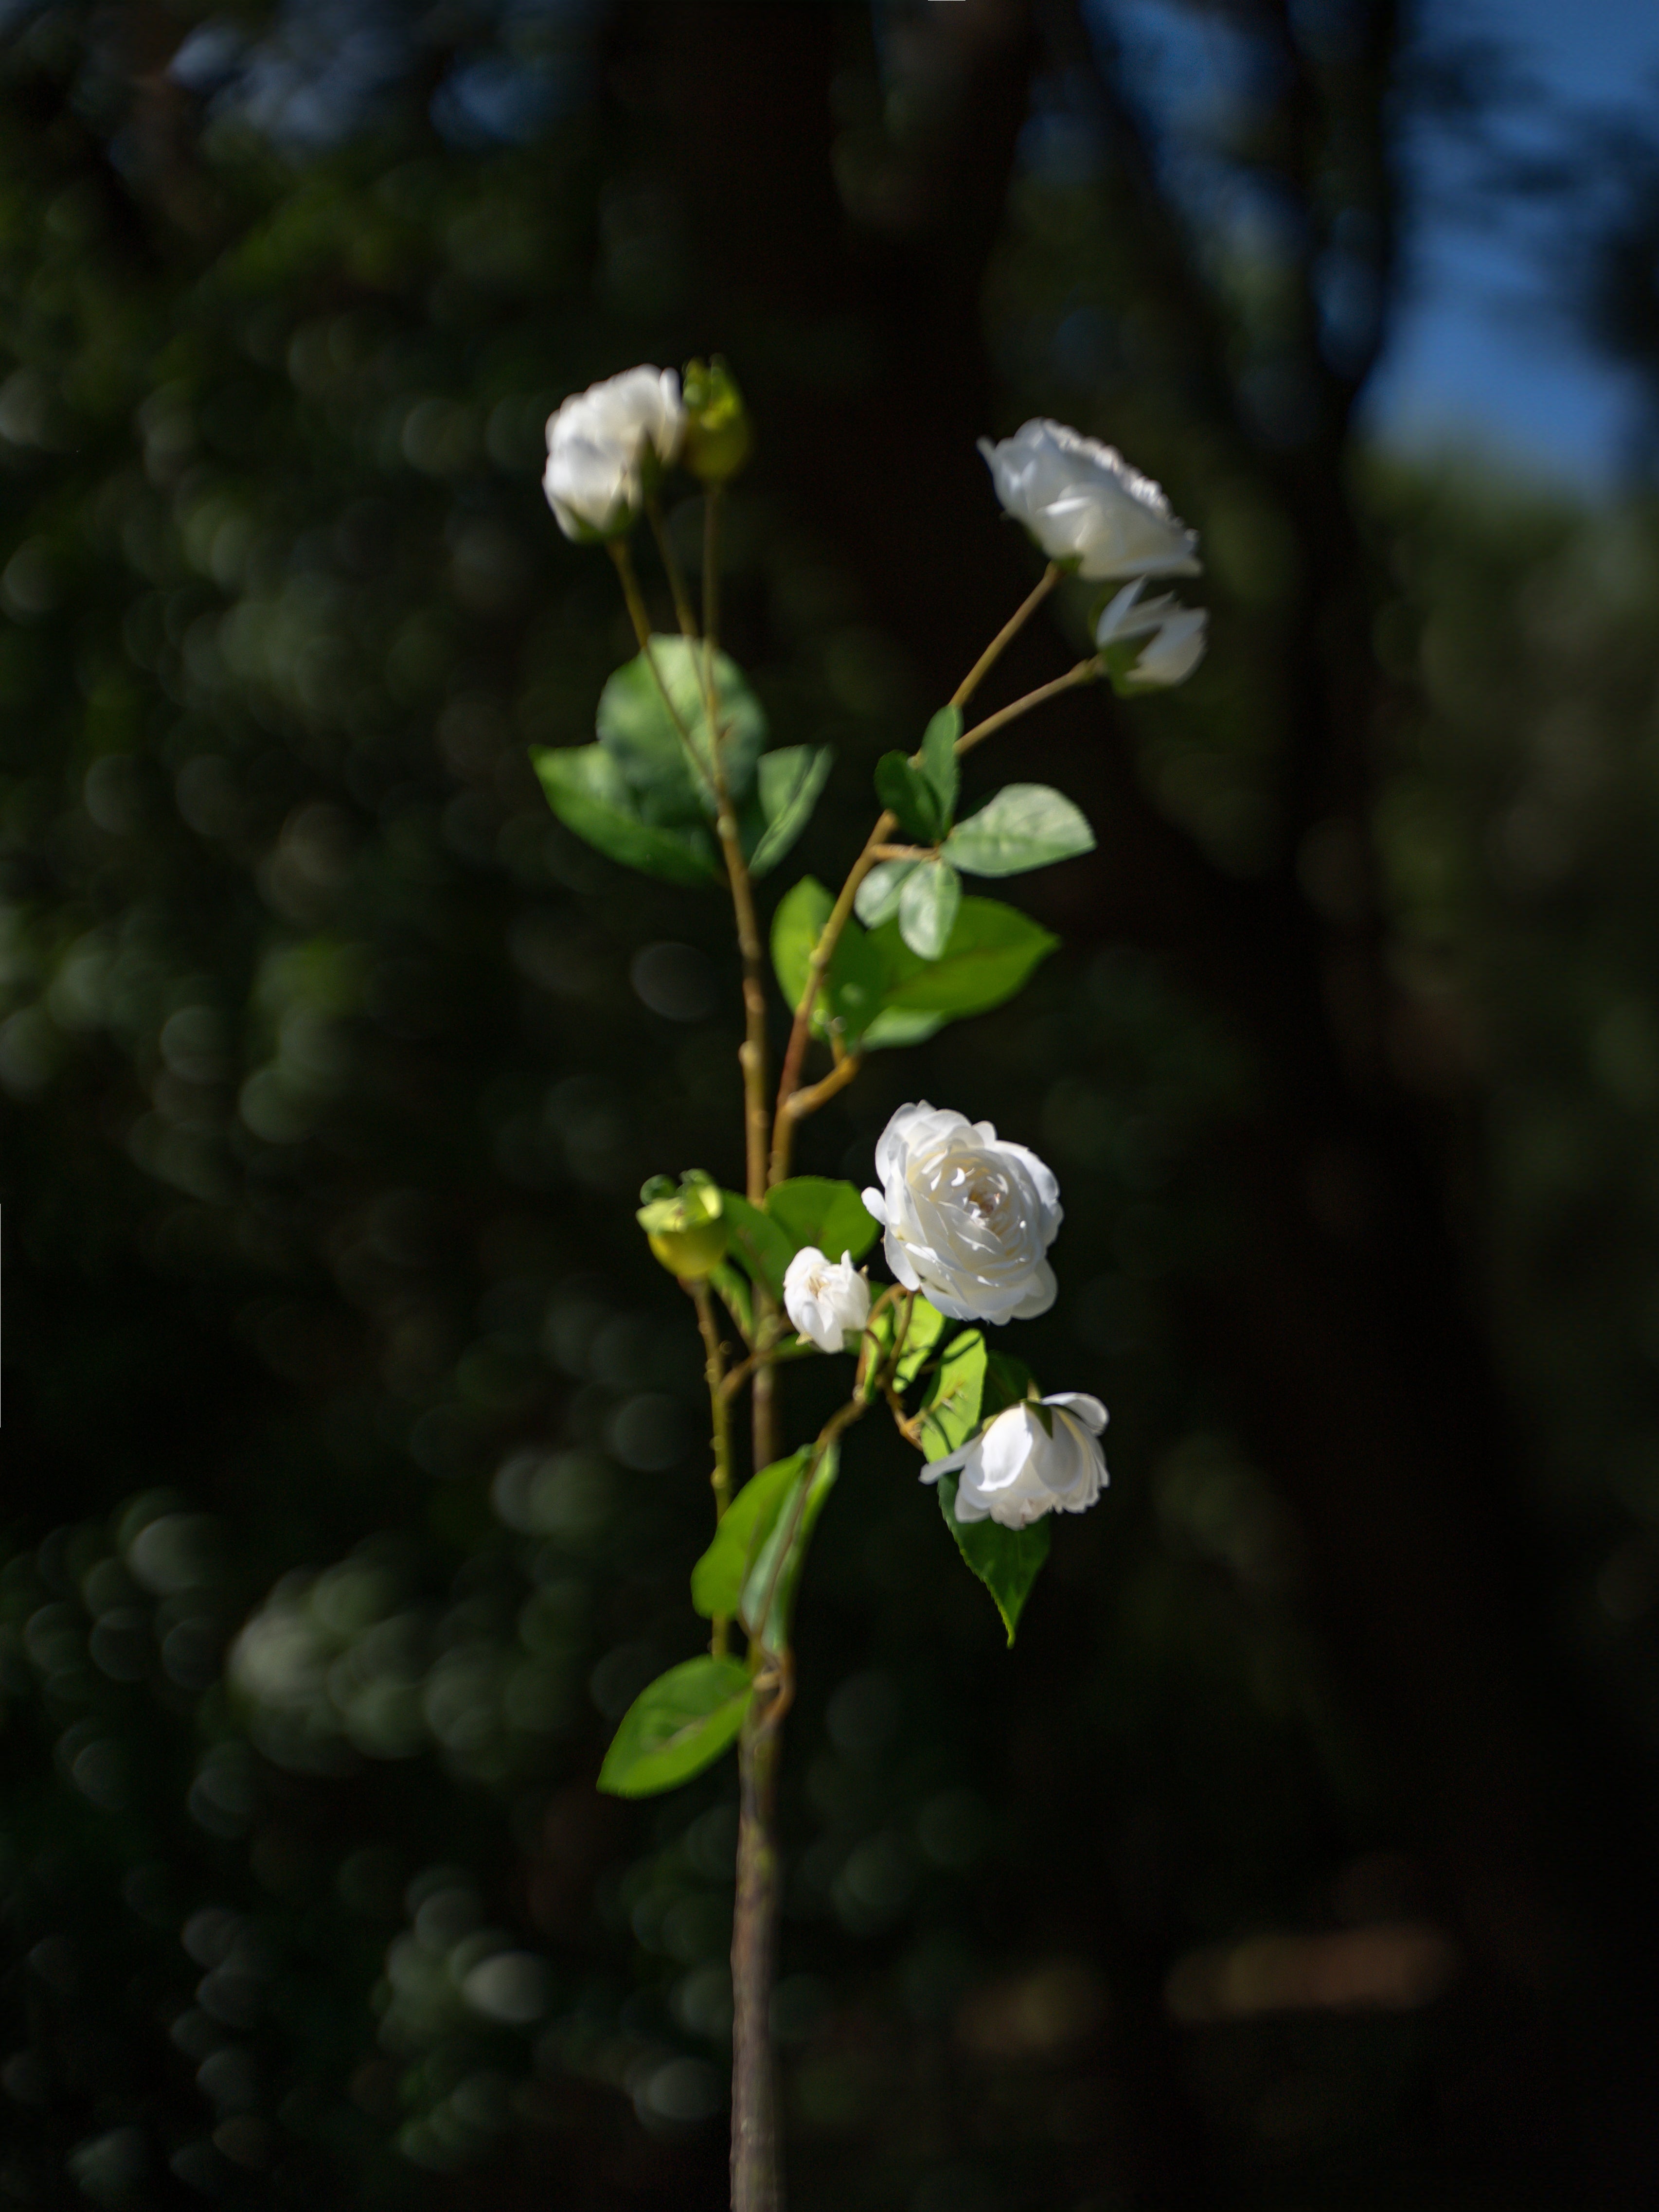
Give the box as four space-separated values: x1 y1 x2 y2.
896 857 962 960
892 1296 948 1391
916 1330 986 1461
918 705 961 822
691 1451 808 1620
874 751 945 844
854 859 915 929
746 746 833 878
765 1177 878 1263
596 1655 751 1797
933 1472 1051 1646
870 896 1057 1018
942 785 1095 878
596 635 767 820
741 1442 839 1652
532 747 722 887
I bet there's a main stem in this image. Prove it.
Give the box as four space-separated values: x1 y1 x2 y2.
731 1695 784 2212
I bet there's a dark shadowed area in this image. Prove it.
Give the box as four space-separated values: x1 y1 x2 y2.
6 2 1659 2208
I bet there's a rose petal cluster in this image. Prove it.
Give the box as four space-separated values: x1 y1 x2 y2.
862 1103 1061 1324
978 418 1200 581
1094 577 1208 689
782 1247 871 1354
543 367 684 541
923 1393 1108 1529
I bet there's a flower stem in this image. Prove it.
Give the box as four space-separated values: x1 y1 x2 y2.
957 658 1101 756
691 1280 733 1658
950 561 1060 709
646 498 698 642
731 1689 785 2212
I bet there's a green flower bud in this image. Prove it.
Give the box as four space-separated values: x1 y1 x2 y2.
636 1169 729 1279
680 357 752 485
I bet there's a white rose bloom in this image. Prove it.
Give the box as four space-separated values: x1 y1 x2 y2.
978 418 1200 581
543 366 684 541
923 1393 1108 1529
1094 577 1208 688
861 1102 1061 1324
783 1247 871 1354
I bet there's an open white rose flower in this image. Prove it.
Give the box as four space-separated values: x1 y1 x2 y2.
924 1393 1108 1529
783 1247 871 1354
862 1102 1061 1324
979 418 1200 581
1094 577 1209 689
543 366 685 541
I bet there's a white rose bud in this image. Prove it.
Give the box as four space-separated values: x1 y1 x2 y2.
1094 578 1208 689
783 1247 871 1354
978 418 1200 581
861 1102 1061 1325
543 366 685 542
923 1393 1108 1529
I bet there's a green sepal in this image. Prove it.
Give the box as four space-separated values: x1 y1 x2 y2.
745 746 833 878
596 1656 751 1797
942 784 1095 878
896 858 962 960
933 1473 1051 1647
874 751 945 844
691 1450 808 1620
916 1330 986 1461
532 746 722 886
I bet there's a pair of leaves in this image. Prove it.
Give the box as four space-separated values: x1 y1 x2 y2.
874 705 961 843
691 1443 840 1652
719 1176 879 1302
596 1654 751 1798
854 785 1094 958
772 879 1057 1055
909 1326 1050 1646
532 637 830 886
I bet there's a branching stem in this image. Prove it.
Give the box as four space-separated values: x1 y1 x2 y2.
958 658 1101 755
950 561 1060 708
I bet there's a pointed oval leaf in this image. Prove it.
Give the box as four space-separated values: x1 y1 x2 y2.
919 705 961 822
933 1472 1051 1646
860 1006 946 1052
854 859 915 929
897 858 962 960
748 745 833 877
691 1451 809 1620
917 1330 986 1461
942 784 1095 877
766 1177 878 1263
720 1191 796 1298
741 1442 840 1652
769 875 884 1046
532 746 722 886
597 636 767 821
870 895 1057 1017
874 752 943 843
597 1656 752 1797
893 1295 949 1391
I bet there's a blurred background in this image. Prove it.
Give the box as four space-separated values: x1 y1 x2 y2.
6 0 1659 2205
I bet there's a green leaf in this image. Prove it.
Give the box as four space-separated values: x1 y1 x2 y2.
874 751 944 843
532 746 722 887
860 1007 947 1052
691 1451 808 1620
747 746 833 878
897 858 962 960
870 896 1057 1018
854 859 915 929
720 1191 795 1298
766 1177 878 1263
984 1349 1038 1415
893 1296 949 1390
708 1261 752 1340
933 1473 1051 1646
942 784 1095 877
916 1330 986 1461
741 1443 839 1651
918 705 961 822
596 1656 751 1797
769 876 886 1047
596 636 767 821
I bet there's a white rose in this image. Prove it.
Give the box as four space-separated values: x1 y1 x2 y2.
1094 577 1208 688
782 1247 871 1354
543 366 684 541
978 418 1200 581
861 1102 1061 1324
923 1393 1108 1529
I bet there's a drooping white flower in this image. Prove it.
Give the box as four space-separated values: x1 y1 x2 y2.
923 1393 1108 1529
861 1102 1061 1325
543 366 685 541
1094 577 1209 689
978 418 1200 581
783 1247 871 1354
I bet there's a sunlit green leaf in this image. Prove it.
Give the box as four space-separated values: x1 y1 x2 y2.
769 875 886 1045
720 1191 795 1297
532 745 721 886
596 635 767 821
893 1295 949 1390
854 858 915 929
596 1656 751 1797
897 857 962 959
916 1330 986 1460
747 745 833 877
919 705 961 821
741 1442 839 1651
943 784 1095 877
860 1006 947 1051
766 1177 878 1262
691 1450 808 1620
870 896 1057 1017
932 1472 1051 1646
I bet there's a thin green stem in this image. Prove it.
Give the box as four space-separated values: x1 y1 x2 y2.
646 498 698 642
949 561 1060 709
691 1280 733 1659
958 658 1101 756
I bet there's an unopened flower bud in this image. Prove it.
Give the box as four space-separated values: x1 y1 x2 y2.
637 1170 728 1279
680 357 752 484
1093 578 1208 693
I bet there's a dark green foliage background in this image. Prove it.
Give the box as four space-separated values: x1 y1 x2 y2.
4 4 1659 2209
